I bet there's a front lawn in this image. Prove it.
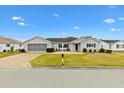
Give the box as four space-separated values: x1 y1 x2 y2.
30 52 124 67
0 51 20 58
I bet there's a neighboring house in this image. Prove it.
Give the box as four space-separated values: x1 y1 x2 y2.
23 36 124 52
101 40 124 51
0 36 23 52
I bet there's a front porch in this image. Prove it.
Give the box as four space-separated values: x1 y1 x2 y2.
54 43 81 52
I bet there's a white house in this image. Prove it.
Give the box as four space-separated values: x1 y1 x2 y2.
23 36 124 52
1 36 124 52
0 36 23 52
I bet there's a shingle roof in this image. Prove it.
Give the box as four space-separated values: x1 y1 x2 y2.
24 36 51 43
0 36 22 44
101 40 120 43
47 37 78 42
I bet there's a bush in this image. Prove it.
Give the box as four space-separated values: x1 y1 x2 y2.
58 49 60 51
94 49 96 52
83 48 87 52
46 48 54 52
3 50 6 52
106 50 112 53
99 48 105 53
89 49 92 52
19 49 26 52
55 49 57 51
63 49 66 51
66 48 70 51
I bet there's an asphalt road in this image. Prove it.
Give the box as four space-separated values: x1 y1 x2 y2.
0 68 124 88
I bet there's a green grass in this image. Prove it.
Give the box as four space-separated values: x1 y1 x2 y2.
30 52 124 67
0 51 20 58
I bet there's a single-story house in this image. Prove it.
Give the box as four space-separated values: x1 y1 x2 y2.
1 36 124 52
23 36 124 52
0 36 23 52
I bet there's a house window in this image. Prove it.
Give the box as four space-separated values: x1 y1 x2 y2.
6 44 10 47
87 43 89 48
58 44 62 48
58 44 69 48
116 44 119 48
63 44 69 48
89 44 92 47
87 43 96 48
94 43 96 48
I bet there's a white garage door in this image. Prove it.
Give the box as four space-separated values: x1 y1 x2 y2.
28 44 47 51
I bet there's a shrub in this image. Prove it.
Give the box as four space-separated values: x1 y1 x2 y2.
55 49 57 51
94 49 96 52
89 49 92 52
106 50 112 53
83 48 87 52
19 49 26 52
66 48 70 51
3 50 6 52
99 48 105 53
46 48 54 52
58 49 60 51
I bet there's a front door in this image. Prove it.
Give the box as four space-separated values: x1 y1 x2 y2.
75 44 78 51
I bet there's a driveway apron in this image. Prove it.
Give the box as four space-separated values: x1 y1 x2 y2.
0 53 41 68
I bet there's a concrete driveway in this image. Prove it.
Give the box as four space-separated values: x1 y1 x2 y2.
0 53 41 68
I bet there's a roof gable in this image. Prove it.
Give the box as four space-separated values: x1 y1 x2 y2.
24 36 51 44
100 40 120 43
71 36 101 43
0 36 22 44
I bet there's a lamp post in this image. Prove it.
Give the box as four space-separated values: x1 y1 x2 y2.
61 44 64 66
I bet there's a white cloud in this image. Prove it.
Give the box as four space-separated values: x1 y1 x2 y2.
52 13 61 18
110 28 120 31
12 16 21 20
12 16 24 21
61 32 67 35
12 16 36 28
104 18 115 24
18 22 26 26
119 17 124 21
110 28 116 31
73 26 80 30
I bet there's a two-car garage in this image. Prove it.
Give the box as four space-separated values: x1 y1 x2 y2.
28 44 47 51
24 36 51 52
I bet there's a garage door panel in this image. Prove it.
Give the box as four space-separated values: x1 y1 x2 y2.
28 44 47 51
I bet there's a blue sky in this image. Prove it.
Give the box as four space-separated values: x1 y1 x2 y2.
0 5 124 40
